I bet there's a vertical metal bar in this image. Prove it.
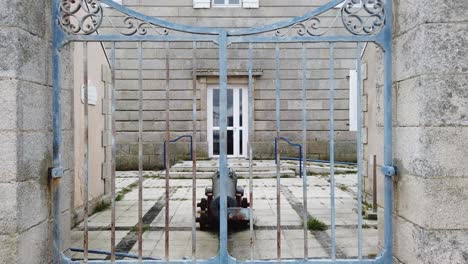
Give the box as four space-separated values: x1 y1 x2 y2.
274 138 277 165
83 41 89 263
190 136 193 161
165 41 171 261
383 1 394 261
248 42 254 261
163 141 166 170
137 41 144 261
218 31 229 264
356 42 363 260
328 42 336 260
301 43 308 260
274 43 282 260
373 155 377 213
51 0 63 262
110 42 117 262
299 145 302 178
191 41 198 262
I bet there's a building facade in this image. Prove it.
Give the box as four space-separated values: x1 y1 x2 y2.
103 0 359 170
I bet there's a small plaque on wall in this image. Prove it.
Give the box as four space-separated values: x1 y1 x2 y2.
81 80 98 106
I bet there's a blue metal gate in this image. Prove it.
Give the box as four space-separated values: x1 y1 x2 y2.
51 0 396 263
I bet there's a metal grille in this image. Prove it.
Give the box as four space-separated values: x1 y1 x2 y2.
51 0 396 263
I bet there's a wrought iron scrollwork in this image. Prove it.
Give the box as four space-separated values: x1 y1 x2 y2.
341 0 385 35
120 16 169 36
59 0 103 35
275 17 334 37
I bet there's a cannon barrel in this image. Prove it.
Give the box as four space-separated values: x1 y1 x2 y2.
210 168 238 221
197 168 249 229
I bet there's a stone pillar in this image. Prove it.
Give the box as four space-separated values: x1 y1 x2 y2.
391 1 468 263
0 1 73 263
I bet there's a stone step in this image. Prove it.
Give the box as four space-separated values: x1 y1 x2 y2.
170 165 279 172
155 170 297 179
169 164 354 175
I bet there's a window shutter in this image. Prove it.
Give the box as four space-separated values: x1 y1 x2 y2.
243 0 259 8
193 0 211 8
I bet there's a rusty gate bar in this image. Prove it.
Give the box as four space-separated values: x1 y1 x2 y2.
51 0 62 260
274 43 282 260
328 43 336 260
51 0 396 263
110 41 117 262
165 41 171 261
301 43 308 259
83 41 89 263
191 41 198 262
356 42 364 259
137 41 144 261
248 42 254 261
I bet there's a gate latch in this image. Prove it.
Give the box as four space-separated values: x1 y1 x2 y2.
381 166 397 177
49 167 64 179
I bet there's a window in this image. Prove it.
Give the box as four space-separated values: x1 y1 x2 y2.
193 0 259 9
213 0 241 7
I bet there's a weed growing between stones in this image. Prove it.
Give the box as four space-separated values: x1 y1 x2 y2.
307 217 328 231
93 200 111 214
116 181 139 201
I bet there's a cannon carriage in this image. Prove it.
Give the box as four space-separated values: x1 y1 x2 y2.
196 168 250 229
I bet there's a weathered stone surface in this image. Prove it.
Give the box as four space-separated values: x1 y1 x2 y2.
0 234 17 264
394 23 468 82
0 0 46 37
392 214 468 264
0 183 18 235
16 181 48 233
17 220 49 264
396 74 468 127
16 131 52 182
394 127 468 178
0 1 72 262
395 174 468 230
0 27 47 84
0 132 17 183
394 0 468 36
0 80 18 131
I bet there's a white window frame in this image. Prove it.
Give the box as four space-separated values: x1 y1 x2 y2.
212 0 242 8
207 86 248 158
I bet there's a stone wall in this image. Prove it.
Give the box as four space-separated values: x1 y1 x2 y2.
362 1 468 263
99 0 358 170
0 0 73 263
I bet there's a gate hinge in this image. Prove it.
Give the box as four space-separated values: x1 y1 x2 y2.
381 166 397 177
49 167 64 179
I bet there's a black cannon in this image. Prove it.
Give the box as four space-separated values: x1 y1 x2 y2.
196 168 250 229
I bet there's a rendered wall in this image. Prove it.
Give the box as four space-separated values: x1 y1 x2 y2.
72 42 112 225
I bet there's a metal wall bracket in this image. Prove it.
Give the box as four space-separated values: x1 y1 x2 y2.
49 167 64 179
381 165 396 177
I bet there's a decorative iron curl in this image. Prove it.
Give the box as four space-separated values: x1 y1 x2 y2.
120 16 169 36
276 17 329 37
341 0 385 35
59 0 103 35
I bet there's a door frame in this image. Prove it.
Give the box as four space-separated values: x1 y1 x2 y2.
207 85 249 158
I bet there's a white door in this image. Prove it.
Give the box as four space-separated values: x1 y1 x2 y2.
207 86 248 158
